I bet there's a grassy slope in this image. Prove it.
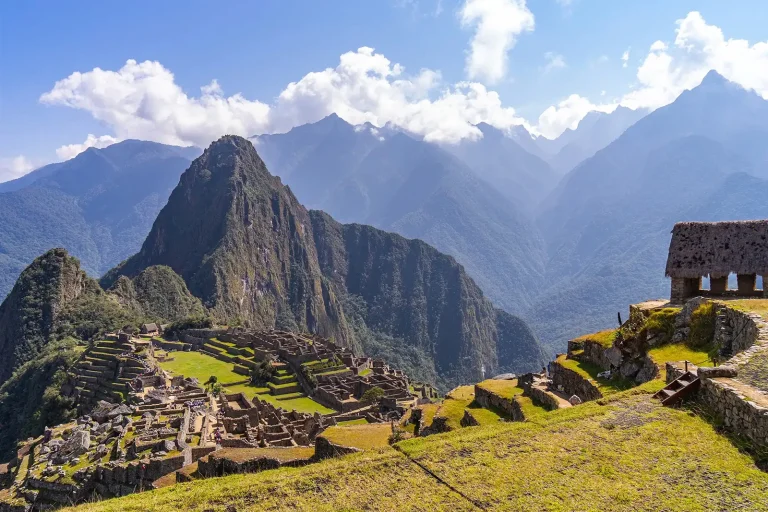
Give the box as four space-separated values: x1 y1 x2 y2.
67 383 768 512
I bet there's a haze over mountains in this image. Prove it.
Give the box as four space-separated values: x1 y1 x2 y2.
0 141 199 298
5 71 768 356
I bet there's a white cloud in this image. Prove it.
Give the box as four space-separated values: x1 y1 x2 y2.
42 48 530 146
459 0 534 84
55 134 120 160
537 11 768 139
543 52 566 73
536 94 617 139
0 155 35 183
40 60 272 148
620 11 768 110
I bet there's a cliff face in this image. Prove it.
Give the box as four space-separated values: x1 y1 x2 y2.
103 136 545 386
0 248 89 384
311 211 547 383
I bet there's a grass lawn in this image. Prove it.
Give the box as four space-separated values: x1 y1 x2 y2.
648 343 713 379
321 423 393 451
66 384 768 512
158 351 244 385
336 418 369 426
211 447 314 464
572 328 618 348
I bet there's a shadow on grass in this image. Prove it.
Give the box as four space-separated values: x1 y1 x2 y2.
680 399 768 472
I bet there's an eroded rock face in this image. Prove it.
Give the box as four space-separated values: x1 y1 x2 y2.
55 430 90 463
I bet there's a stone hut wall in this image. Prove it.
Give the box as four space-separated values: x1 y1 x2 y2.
550 360 602 402
473 385 524 421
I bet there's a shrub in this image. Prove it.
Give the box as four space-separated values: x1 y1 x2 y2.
643 308 680 345
688 303 716 349
251 360 277 385
361 386 385 404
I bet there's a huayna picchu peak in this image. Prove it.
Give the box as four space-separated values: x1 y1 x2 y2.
102 135 546 388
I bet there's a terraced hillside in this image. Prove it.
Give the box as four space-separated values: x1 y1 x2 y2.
63 383 768 512
67 339 150 411
156 349 333 415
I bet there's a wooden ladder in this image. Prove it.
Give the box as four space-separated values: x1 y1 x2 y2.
652 370 700 406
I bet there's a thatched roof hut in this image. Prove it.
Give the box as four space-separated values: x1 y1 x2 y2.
665 220 768 279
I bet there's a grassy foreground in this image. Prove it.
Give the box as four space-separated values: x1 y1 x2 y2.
66 383 768 512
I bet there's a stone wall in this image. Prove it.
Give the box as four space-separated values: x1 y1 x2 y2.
714 304 760 355
550 360 602 402
526 386 560 411
697 377 768 446
473 384 524 421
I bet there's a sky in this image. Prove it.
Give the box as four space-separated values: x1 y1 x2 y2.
1 0 768 182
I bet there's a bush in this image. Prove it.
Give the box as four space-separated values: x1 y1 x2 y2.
251 360 277 385
688 303 716 349
643 308 680 345
361 386 385 404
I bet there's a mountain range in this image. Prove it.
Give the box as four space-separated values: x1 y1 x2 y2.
0 141 199 299
4 70 766 358
102 135 546 387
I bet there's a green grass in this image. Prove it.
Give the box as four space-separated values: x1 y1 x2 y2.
336 418 369 426
464 403 503 425
648 343 713 379
557 355 634 396
157 351 244 385
64 385 768 512
359 368 372 376
572 328 618 348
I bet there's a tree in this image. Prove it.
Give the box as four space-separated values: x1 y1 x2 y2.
250 360 277 385
361 386 385 404
204 375 219 394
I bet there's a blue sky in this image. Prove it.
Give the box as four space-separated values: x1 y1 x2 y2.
2 0 768 180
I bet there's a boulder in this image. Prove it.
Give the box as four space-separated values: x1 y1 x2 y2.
605 347 623 368
107 404 133 419
91 401 116 422
634 358 659 383
160 439 176 452
619 360 641 379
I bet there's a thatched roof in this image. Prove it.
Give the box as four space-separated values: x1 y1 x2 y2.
665 220 768 278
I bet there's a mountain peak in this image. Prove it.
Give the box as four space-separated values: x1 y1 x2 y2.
699 69 730 87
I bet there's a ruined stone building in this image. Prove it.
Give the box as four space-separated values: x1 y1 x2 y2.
666 220 768 302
